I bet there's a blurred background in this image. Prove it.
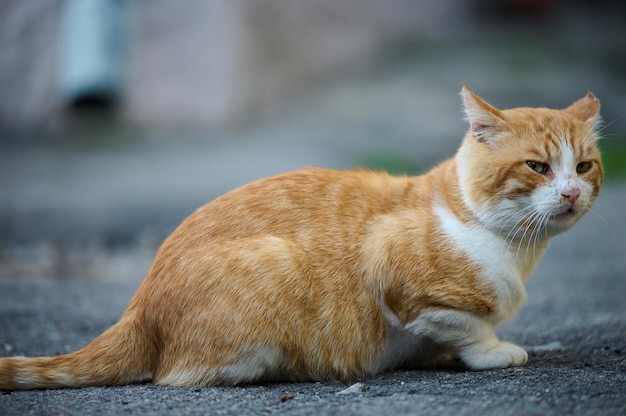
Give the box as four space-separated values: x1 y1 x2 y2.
1 0 625 282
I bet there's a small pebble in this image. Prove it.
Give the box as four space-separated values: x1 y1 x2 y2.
525 341 563 352
336 382 368 395
279 394 295 403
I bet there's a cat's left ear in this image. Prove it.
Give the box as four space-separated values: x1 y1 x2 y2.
563 92 601 129
460 85 506 143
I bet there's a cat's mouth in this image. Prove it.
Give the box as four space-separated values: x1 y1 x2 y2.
551 207 576 221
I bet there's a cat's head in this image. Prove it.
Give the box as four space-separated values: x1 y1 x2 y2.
457 86 603 241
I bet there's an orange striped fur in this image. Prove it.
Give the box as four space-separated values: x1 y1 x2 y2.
0 86 603 390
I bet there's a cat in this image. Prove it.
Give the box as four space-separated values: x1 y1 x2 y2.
0 86 603 390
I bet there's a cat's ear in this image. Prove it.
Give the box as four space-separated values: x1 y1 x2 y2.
460 85 506 143
563 92 601 129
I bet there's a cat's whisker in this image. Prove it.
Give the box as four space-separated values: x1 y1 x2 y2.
595 114 623 137
501 203 545 253
502 222 528 250
494 202 536 239
533 212 551 263
515 210 543 259
596 132 619 141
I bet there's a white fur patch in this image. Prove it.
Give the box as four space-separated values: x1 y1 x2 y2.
13 371 42 387
435 205 527 322
405 309 490 343
157 346 284 386
9 357 41 387
559 139 576 171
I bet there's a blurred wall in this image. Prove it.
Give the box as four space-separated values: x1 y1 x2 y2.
0 0 466 132
125 0 468 125
0 0 62 132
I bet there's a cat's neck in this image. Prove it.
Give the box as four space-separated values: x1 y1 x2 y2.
430 154 549 282
430 158 478 227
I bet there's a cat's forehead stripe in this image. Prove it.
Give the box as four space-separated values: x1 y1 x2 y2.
558 139 577 170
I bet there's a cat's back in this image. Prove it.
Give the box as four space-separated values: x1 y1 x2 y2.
162 167 427 252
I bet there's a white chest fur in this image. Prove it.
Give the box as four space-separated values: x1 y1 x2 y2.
434 205 534 322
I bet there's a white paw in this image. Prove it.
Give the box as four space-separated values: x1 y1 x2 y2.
460 341 528 370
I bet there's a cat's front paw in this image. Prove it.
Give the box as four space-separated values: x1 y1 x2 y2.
460 341 528 371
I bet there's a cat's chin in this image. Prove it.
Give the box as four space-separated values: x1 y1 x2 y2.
546 208 580 234
551 208 576 221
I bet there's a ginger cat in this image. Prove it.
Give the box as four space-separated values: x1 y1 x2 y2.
0 86 603 390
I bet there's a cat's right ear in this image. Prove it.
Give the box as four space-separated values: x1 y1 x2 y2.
461 85 506 143
563 92 601 131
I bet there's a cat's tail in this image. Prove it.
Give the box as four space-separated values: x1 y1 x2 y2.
0 315 156 390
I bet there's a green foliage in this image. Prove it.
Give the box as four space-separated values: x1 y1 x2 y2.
599 138 626 182
357 152 424 176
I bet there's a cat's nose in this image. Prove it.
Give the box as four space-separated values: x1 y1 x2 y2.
562 187 580 204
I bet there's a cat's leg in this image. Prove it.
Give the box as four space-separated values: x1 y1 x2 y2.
406 309 527 370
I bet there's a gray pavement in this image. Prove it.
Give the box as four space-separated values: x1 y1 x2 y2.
1 39 626 415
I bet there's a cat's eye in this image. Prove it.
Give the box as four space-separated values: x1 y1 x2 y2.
576 161 592 174
526 161 549 174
